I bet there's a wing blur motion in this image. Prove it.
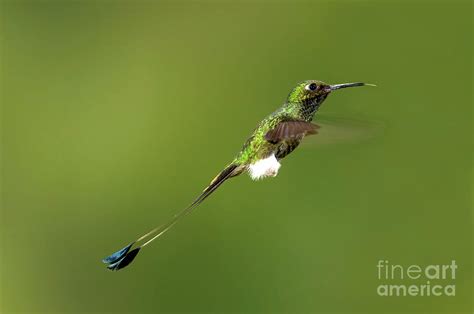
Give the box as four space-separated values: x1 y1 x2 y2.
265 119 320 144
303 114 384 146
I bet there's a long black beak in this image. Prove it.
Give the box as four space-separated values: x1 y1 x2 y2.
330 82 376 91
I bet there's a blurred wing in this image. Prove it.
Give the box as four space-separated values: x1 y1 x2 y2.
265 119 320 144
303 114 385 146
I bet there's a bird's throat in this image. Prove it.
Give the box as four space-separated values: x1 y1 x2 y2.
299 94 328 121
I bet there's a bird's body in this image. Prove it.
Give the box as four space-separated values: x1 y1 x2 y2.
229 82 328 180
102 80 374 270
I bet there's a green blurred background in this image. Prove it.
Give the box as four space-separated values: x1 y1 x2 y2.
1 0 472 313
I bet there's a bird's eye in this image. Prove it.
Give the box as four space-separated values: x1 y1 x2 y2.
306 83 317 91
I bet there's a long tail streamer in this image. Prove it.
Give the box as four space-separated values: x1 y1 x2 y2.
102 164 239 271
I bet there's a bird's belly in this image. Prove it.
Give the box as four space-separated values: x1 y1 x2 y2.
274 138 302 159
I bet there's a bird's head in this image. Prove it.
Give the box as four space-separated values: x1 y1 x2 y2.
287 80 374 105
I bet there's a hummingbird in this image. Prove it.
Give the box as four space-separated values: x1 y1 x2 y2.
102 80 374 271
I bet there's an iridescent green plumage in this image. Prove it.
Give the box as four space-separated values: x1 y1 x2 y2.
102 80 373 270
234 80 328 166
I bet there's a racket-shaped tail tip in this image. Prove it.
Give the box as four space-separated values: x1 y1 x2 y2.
102 243 141 271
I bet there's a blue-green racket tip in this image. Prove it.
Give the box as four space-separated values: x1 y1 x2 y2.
102 243 141 271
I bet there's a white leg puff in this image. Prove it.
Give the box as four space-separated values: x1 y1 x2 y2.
248 154 281 180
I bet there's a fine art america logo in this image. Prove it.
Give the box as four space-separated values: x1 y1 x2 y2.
376 260 457 297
